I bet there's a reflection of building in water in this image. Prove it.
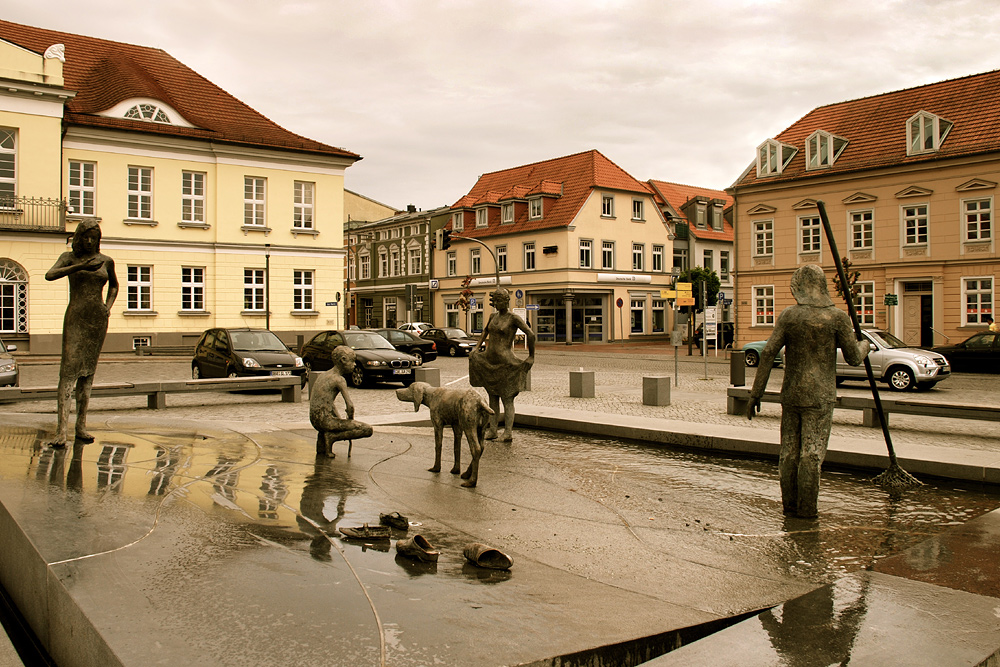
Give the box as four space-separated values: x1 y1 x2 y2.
35 445 66 487
205 456 242 508
148 447 184 496
298 458 364 561
258 465 288 520
96 442 132 492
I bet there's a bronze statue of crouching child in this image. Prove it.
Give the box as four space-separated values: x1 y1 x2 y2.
310 345 373 458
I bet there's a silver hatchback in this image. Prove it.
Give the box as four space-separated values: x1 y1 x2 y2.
836 329 950 391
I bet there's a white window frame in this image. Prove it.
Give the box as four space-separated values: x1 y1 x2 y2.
907 110 953 156
447 252 457 277
754 285 775 326
360 254 371 280
244 269 265 311
630 298 645 334
391 248 400 277
601 194 614 218
806 130 848 169
501 203 514 224
181 267 205 311
651 299 666 333
963 197 992 242
720 251 730 278
902 204 929 246
0 129 15 199
379 250 388 278
523 242 536 271
293 181 314 230
963 277 994 326
476 208 488 228
756 139 797 177
631 243 644 271
602 241 615 270
799 215 822 253
496 245 507 272
453 211 464 232
293 269 314 311
181 171 205 224
409 248 421 275
68 160 96 216
244 177 266 227
631 199 644 221
128 166 153 220
855 281 875 326
126 265 153 311
529 198 543 220
652 245 664 272
579 239 592 269
849 209 874 250
753 220 774 257
471 248 481 275
703 249 713 271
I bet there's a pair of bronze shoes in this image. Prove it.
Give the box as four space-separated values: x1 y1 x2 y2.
395 537 513 570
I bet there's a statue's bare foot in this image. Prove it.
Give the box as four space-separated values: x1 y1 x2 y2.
484 430 498 440
75 431 95 443
48 437 68 449
499 432 513 442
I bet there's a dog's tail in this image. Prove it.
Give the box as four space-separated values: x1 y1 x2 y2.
478 395 495 416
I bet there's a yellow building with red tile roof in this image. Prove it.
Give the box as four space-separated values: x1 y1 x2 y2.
435 150 676 342
731 70 1000 349
0 19 359 353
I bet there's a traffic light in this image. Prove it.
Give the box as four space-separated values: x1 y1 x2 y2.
440 228 452 250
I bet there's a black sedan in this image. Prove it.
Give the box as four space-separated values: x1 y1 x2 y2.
369 328 438 363
931 331 1000 373
300 330 420 387
420 327 478 357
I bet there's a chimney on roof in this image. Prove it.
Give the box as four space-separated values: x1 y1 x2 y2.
407 204 417 213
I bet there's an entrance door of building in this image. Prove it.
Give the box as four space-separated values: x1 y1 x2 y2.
901 281 933 347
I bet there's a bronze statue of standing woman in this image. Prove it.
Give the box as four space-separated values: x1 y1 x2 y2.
469 288 536 441
45 220 118 447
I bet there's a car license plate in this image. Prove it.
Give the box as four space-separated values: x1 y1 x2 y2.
272 370 292 376
393 369 411 375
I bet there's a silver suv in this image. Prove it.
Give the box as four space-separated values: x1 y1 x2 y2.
836 329 950 391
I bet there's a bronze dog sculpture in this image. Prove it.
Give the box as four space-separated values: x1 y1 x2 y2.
395 382 494 488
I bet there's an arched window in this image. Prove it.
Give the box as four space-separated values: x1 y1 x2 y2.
0 259 28 333
124 103 171 124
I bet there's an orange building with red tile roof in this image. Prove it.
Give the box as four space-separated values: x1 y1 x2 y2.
0 20 359 352
434 150 676 342
731 69 1000 353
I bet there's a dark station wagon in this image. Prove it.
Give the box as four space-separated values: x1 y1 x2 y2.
300 330 420 387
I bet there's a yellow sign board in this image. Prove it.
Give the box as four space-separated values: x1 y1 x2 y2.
676 281 693 296
660 289 676 299
677 297 696 306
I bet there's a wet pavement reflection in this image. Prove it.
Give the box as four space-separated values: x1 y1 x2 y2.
0 416 998 666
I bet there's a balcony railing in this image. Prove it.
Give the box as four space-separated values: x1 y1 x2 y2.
0 196 67 232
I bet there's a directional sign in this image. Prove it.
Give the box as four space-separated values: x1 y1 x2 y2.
676 282 693 296
660 289 677 299
678 297 696 307
526 304 539 310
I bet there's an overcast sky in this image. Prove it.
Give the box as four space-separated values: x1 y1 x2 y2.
8 1 1000 211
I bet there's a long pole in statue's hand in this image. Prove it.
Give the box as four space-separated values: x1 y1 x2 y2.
816 200 921 490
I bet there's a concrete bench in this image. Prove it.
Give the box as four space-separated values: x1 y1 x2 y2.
727 387 999 428
134 345 194 356
0 375 302 410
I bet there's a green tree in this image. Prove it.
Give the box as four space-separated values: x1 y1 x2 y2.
832 256 861 302
679 266 721 312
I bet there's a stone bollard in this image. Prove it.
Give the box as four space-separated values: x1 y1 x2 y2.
642 376 671 406
414 366 441 387
730 350 746 386
569 370 595 398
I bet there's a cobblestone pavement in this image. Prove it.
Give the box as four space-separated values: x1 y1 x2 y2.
10 343 1000 453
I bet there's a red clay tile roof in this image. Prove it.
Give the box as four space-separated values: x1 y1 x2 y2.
647 179 734 241
734 68 1000 189
449 149 649 237
0 19 360 161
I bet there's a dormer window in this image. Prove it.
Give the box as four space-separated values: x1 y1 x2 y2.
806 130 848 169
907 111 953 156
476 208 488 228
529 198 543 220
756 139 797 177
502 203 514 224
124 103 171 124
453 211 464 231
